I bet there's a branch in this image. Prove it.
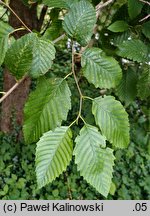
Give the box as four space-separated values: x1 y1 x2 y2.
139 0 150 6
138 0 150 22
0 1 114 104
0 0 32 32
72 42 83 124
52 33 66 43
72 44 82 98
0 33 67 104
0 76 26 103
38 5 48 31
96 0 114 18
139 14 150 22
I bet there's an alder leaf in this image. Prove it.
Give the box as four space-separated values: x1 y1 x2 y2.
0 21 13 38
29 35 56 78
128 0 143 19
23 77 71 144
116 68 137 106
92 95 130 148
4 33 34 80
63 0 96 46
137 66 150 100
0 21 13 66
36 126 73 188
117 39 149 63
74 124 115 197
43 20 63 41
142 21 150 39
0 37 8 66
81 48 122 88
43 0 79 8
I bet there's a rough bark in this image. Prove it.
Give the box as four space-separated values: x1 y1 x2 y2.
0 0 39 133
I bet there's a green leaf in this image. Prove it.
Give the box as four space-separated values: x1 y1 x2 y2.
116 68 137 106
109 181 116 195
117 39 149 63
81 48 122 88
22 0 30 6
0 21 13 66
108 20 129 32
36 126 73 188
92 95 130 148
0 37 8 66
23 77 71 144
128 0 143 19
142 21 150 39
63 0 96 46
43 0 79 8
0 21 13 38
112 30 135 47
74 124 115 197
29 36 56 78
137 66 150 100
4 33 34 80
43 20 63 41
0 185 9 196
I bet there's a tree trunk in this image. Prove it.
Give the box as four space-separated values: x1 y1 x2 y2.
0 0 39 133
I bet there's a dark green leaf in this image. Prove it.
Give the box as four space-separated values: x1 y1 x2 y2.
4 33 34 80
81 48 122 88
137 66 150 99
43 0 79 8
0 21 13 66
74 124 115 197
108 20 129 32
117 39 149 63
142 21 150 39
0 21 13 38
63 0 96 46
116 68 137 106
128 0 143 19
92 96 130 148
36 126 73 188
43 20 63 41
29 35 56 78
23 77 71 144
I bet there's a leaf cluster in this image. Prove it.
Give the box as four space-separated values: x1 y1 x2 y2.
0 0 149 198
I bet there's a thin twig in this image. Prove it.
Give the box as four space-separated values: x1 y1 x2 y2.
139 14 150 22
96 0 114 10
0 33 67 104
0 1 114 105
52 33 66 44
0 0 32 32
83 96 93 101
72 45 82 97
0 77 26 103
72 42 83 123
139 0 150 6
68 119 77 128
138 0 150 22
96 0 114 18
8 27 26 36
63 72 73 80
